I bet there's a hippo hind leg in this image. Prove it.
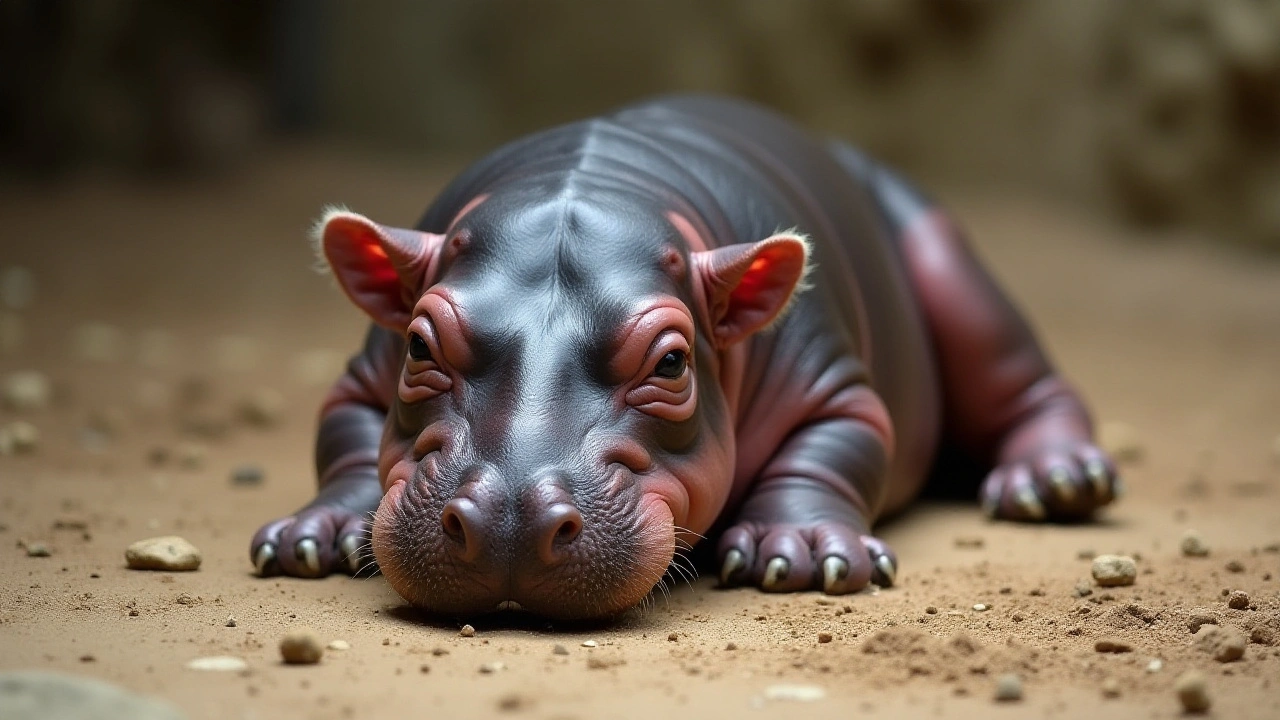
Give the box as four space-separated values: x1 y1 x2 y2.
839 145 1121 520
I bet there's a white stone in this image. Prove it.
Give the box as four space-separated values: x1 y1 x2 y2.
185 656 248 672
764 684 827 702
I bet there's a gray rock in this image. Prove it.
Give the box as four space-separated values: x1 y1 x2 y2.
1091 554 1137 587
125 536 202 572
0 671 186 720
994 673 1023 702
1193 624 1246 662
1174 670 1211 713
1180 529 1210 557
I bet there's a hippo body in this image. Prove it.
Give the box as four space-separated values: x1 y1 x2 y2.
251 96 1117 619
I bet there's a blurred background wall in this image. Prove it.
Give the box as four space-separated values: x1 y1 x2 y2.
2 0 1278 248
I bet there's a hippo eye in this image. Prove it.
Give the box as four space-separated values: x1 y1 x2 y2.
653 350 686 379
408 333 432 363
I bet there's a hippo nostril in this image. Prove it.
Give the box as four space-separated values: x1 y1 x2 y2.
537 503 584 564
441 497 481 562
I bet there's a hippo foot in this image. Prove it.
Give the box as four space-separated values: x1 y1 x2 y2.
249 477 381 578
716 518 896 594
980 441 1121 522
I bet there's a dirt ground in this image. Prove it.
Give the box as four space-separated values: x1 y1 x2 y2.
2 147 1278 720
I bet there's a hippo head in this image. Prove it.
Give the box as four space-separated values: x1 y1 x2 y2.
316 181 808 619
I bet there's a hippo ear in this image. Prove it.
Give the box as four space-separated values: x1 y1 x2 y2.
693 233 811 347
314 208 446 330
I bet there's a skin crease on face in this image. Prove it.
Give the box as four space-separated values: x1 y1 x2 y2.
344 186 805 620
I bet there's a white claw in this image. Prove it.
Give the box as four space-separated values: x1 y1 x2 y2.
762 557 789 589
981 485 1000 518
873 555 897 587
339 535 362 574
254 543 276 576
1085 459 1109 498
1048 466 1076 502
720 548 746 585
1014 485 1047 520
295 538 320 575
822 556 848 594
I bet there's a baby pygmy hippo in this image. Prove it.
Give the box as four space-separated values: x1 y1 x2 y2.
251 96 1118 619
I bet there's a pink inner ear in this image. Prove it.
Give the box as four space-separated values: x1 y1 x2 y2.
698 235 809 347
321 212 444 330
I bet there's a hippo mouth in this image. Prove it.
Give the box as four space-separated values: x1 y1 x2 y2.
370 475 677 620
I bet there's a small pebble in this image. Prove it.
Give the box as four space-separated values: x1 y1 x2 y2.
667 632 678 642
925 606 938 614
1091 554 1137 587
225 617 237 628
186 656 249 672
327 640 351 651
230 465 265 487
459 624 476 637
1174 670 1211 713
1193 624 1246 662
125 536 202 571
1226 590 1250 610
279 628 324 664
954 536 984 549
725 642 737 651
1180 529 1211 557
1076 548 1096 560
581 640 598 648
25 542 51 558
1 421 40 455
479 661 505 674
973 603 989 612
552 644 569 655
1094 677 1120 699
1224 560 1244 573
238 388 285 427
1186 612 1219 633
993 673 1023 702
763 684 826 702
817 632 833 644
2 370 51 412
1073 580 1093 597
1094 638 1133 653
1146 659 1163 673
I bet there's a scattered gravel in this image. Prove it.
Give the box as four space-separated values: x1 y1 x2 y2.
993 673 1023 702
1180 530 1210 557
1091 554 1137 587
2 371 50 412
1174 670 1211 713
1193 624 1246 662
279 628 324 664
125 536 202 572
186 656 248 672
459 624 476 637
1226 590 1250 610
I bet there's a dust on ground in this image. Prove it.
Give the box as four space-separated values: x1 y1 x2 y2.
2 148 1278 719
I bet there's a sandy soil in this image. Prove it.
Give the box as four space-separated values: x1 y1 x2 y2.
2 148 1278 720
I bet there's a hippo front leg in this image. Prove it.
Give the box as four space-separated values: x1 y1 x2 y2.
250 325 402 578
718 385 897 594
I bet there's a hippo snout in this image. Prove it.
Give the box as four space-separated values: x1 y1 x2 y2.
371 463 675 620
439 475 584 568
